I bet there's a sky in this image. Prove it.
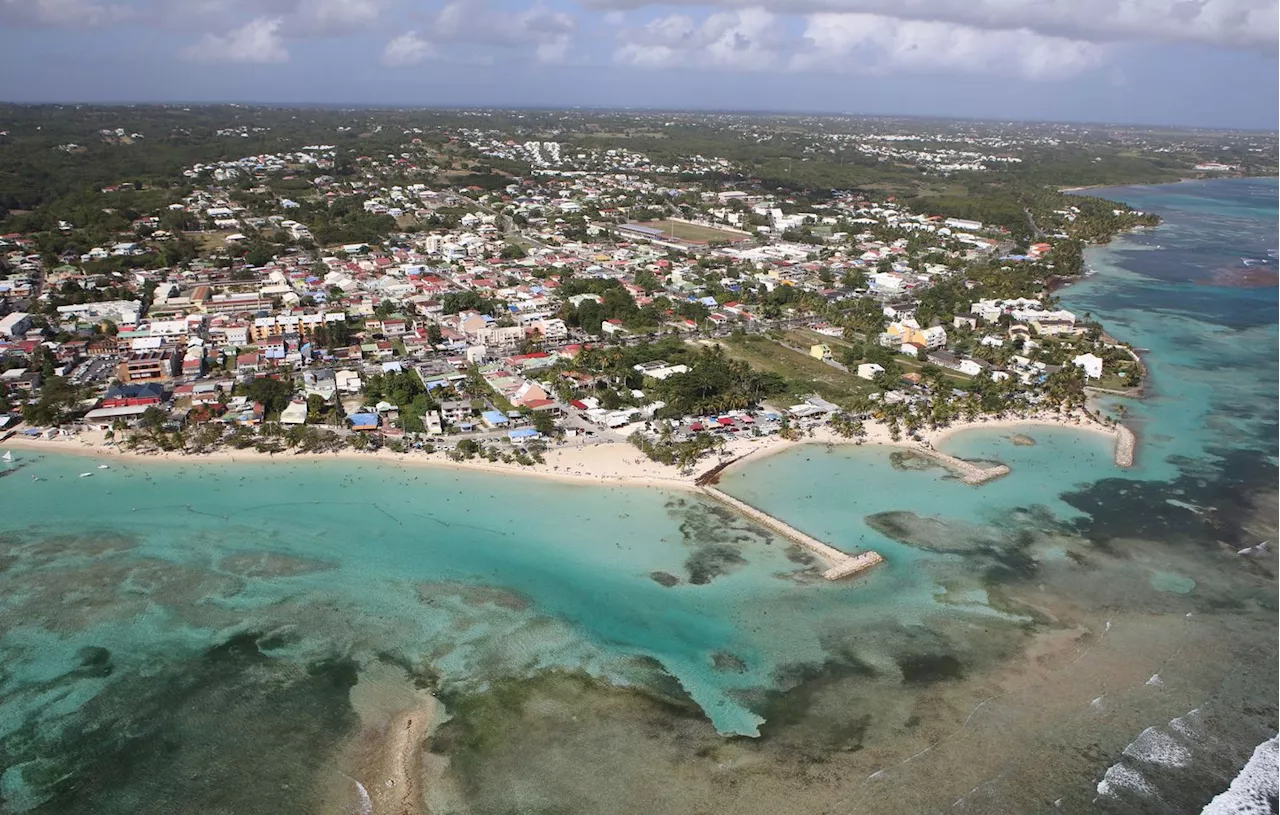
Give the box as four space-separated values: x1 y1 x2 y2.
0 0 1276 129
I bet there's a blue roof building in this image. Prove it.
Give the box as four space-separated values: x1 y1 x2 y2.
350 413 379 431
481 410 510 427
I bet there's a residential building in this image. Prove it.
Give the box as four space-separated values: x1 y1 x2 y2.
1073 353 1104 379
116 350 179 383
101 382 166 408
0 312 32 339
280 399 309 425
475 325 526 354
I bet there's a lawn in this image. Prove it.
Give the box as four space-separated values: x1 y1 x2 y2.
703 335 878 409
186 230 238 251
783 328 974 385
640 220 751 245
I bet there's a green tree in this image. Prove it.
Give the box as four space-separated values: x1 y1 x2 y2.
531 411 557 436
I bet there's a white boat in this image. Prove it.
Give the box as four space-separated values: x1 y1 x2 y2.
79 472 93 478
2 451 12 462
98 464 109 469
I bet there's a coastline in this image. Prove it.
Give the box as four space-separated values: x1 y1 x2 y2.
2 409 1130 489
2 410 1127 580
1058 175 1267 194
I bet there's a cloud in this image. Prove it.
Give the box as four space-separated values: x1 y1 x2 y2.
589 0 1279 51
0 0 132 27
282 0 383 36
380 0 576 66
382 30 439 66
180 16 290 63
435 0 574 51
615 8 784 71
613 8 1102 79
793 15 1107 80
109 0 385 37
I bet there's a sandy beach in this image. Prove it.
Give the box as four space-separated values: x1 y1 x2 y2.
1 409 1128 490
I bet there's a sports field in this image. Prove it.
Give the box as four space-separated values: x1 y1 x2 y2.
639 220 751 244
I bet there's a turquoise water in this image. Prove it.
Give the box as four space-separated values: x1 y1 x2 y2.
0 178 1275 814
716 176 1279 812
0 457 844 740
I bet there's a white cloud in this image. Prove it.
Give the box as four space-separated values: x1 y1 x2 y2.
590 0 1278 51
382 30 440 66
435 1 574 49
793 15 1107 80
288 0 382 36
181 16 290 63
613 8 1106 79
142 0 385 37
615 8 784 71
382 0 576 66
0 0 131 27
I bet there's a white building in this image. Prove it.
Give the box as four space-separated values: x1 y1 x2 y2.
336 370 363 393
280 400 309 425
921 326 947 349
857 363 885 381
532 318 567 344
475 325 526 354
1072 353 1104 379
0 312 32 339
56 300 142 326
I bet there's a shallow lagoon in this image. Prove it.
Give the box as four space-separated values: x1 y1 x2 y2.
0 178 1275 814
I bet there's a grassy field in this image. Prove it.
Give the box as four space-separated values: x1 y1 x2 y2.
783 328 974 385
640 219 751 244
702 335 878 409
186 230 237 251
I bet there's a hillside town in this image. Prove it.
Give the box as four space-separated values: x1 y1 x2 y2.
0 114 1160 467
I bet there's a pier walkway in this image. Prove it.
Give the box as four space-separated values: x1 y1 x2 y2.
700 487 883 581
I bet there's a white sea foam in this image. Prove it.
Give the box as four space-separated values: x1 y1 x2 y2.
1123 727 1192 768
353 780 373 815
1097 764 1155 798
1201 737 1278 815
1171 708 1203 740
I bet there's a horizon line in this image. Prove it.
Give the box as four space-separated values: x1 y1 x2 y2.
0 100 1273 134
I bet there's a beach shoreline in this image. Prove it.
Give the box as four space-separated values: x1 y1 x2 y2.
1 408 1128 583
2 410 1129 489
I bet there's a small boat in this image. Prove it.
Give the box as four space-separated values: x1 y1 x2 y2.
2 451 12 462
79 472 93 478
98 464 109 469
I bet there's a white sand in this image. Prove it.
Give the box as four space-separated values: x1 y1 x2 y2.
1 408 1124 490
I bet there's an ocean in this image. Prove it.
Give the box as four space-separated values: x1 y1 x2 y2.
0 178 1275 815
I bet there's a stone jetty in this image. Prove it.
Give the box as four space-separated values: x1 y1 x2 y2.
915 447 1011 484
1114 423 1136 468
700 487 883 581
